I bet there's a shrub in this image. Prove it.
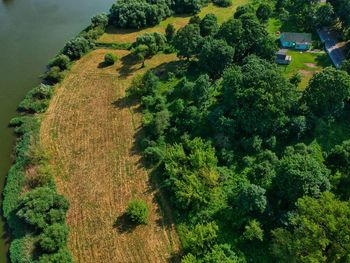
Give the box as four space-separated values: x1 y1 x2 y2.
165 23 176 41
212 0 232 7
62 37 92 60
40 224 69 253
43 66 64 84
91 13 109 29
16 187 69 229
126 199 149 224
104 53 117 65
18 84 53 113
49 54 70 70
37 248 73 263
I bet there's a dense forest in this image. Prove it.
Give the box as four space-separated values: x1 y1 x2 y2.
125 0 350 262
4 0 350 262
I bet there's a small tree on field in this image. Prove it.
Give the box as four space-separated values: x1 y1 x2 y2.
126 199 149 224
104 53 117 66
165 23 176 41
132 44 149 68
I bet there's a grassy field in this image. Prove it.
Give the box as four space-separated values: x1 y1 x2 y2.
40 49 180 263
98 2 248 44
279 50 331 89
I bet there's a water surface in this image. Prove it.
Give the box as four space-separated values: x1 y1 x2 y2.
0 0 114 260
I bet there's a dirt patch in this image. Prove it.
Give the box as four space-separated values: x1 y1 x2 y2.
305 63 317 68
41 49 180 263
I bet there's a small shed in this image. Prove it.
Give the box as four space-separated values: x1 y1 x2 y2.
280 32 312 51
275 49 292 65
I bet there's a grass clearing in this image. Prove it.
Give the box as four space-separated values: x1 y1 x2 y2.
279 50 331 89
40 49 180 263
98 1 248 44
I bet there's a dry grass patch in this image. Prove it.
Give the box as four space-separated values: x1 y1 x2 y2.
40 49 180 263
98 2 248 44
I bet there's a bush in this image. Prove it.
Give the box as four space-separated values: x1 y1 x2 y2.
43 66 65 84
91 13 109 29
18 84 53 113
40 224 69 253
126 199 149 224
37 248 73 263
62 37 92 60
49 55 70 70
16 187 69 229
212 0 232 7
104 53 117 65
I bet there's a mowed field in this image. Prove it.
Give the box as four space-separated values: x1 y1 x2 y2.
98 2 247 44
40 49 180 263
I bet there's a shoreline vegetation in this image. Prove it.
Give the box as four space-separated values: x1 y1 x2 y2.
4 0 350 262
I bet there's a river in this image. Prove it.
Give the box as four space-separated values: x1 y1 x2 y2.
0 0 114 260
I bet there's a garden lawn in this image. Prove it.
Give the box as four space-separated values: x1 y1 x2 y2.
98 1 248 44
279 50 331 90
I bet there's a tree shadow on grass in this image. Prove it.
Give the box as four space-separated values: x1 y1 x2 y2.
97 61 111 69
113 213 138 234
119 53 139 78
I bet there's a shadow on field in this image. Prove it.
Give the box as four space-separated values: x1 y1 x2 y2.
119 53 139 78
113 213 138 234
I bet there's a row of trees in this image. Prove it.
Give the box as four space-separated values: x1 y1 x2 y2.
129 4 350 262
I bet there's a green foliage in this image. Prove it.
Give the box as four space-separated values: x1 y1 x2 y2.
104 53 117 65
63 37 92 60
243 219 264 241
91 13 109 29
49 54 70 71
17 187 69 229
256 3 272 23
203 244 244 263
272 192 350 262
18 84 53 113
109 0 172 29
37 248 73 263
237 184 267 215
165 23 176 41
173 0 206 14
180 222 219 255
303 67 350 118
134 32 167 57
174 24 202 59
273 144 331 209
164 137 219 210
212 0 232 7
43 66 65 84
126 199 149 224
40 224 69 253
199 13 218 37
199 38 234 77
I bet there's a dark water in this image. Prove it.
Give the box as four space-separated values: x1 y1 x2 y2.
0 0 114 260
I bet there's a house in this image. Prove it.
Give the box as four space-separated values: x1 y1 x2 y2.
280 32 312 51
275 49 292 65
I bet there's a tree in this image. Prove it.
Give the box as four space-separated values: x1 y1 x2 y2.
315 3 335 28
132 44 149 68
40 224 69 253
243 219 264 241
91 13 109 29
303 67 350 118
234 5 255 19
37 248 73 263
164 137 219 210
16 187 69 229
165 23 176 41
104 53 117 66
203 244 243 263
49 55 70 70
199 39 234 77
237 184 267 215
341 59 350 74
63 37 92 60
327 140 350 199
174 24 202 60
43 66 64 84
126 199 149 224
134 32 167 56
217 18 243 47
173 0 202 14
273 144 331 210
256 3 273 23
200 13 219 37
212 0 232 7
180 222 219 255
272 192 350 262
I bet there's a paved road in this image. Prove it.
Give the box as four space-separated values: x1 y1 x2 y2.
317 28 346 68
